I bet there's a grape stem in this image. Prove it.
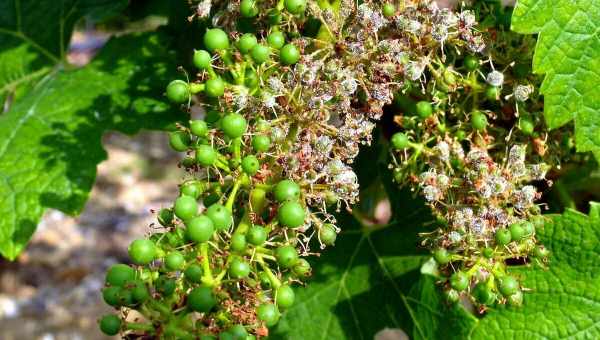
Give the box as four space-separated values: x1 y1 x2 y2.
200 243 215 286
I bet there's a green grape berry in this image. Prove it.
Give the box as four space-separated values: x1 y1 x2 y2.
416 101 433 118
267 31 286 49
247 225 268 246
318 223 337 246
239 0 258 18
188 286 217 312
194 50 212 70
284 0 306 15
229 258 251 278
534 245 549 258
276 285 295 308
473 282 496 305
251 44 270 64
190 120 209 137
196 145 218 167
252 135 271 152
230 233 247 252
102 286 122 306
206 204 232 230
99 314 121 336
165 251 185 271
186 215 215 243
498 276 519 297
106 264 135 287
280 44 300 65
221 113 247 139
185 264 204 283
204 28 229 52
471 111 488 131
391 132 409 150
156 276 176 296
229 325 248 340
509 223 525 241
274 180 301 202
238 33 258 54
241 155 260 175
292 258 311 277
382 3 396 17
205 78 225 97
278 201 306 227
169 131 191 152
521 221 535 236
267 9 282 25
445 289 460 304
450 271 469 291
244 69 259 88
433 248 451 265
166 80 190 104
276 245 298 268
463 55 479 71
482 247 494 258
485 86 500 101
257 303 280 326
131 281 150 303
181 181 204 199
495 229 512 246
174 195 198 221
158 208 174 226
519 117 535 135
128 239 156 265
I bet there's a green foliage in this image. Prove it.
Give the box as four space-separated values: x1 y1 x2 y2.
511 0 600 159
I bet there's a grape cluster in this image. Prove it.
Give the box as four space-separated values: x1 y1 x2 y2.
386 1 568 310
97 0 564 337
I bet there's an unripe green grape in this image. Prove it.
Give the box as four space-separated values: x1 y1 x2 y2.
416 101 433 118
259 271 272 289
433 248 451 265
280 44 300 65
174 195 198 221
519 117 535 135
267 31 286 49
158 208 174 226
534 245 549 258
131 281 150 303
450 271 469 291
509 223 525 241
471 111 488 131
252 135 271 152
205 78 225 97
229 258 251 278
267 9 282 25
221 113 247 138
444 289 460 304
498 276 519 297
244 69 259 88
247 225 268 246
251 44 270 64
391 132 409 150
292 258 311 277
185 264 204 283
382 3 395 17
284 0 306 15
521 221 535 236
325 191 338 206
206 204 232 230
156 276 176 296
276 285 295 308
186 215 215 243
230 234 247 252
319 224 337 246
237 33 257 54
181 181 204 199
169 131 191 152
102 286 121 306
190 120 209 137
188 286 217 312
193 50 212 70
278 201 306 227
241 155 260 175
257 303 280 326
99 314 121 336
166 80 190 104
128 239 156 265
463 55 479 71
239 0 258 18
165 251 185 271
219 332 234 340
196 145 218 167
274 180 301 202
182 156 196 168
228 325 248 340
473 282 496 305
482 247 494 258
276 245 298 268
485 86 500 101
117 287 134 306
106 264 135 287
495 229 512 246
204 28 229 52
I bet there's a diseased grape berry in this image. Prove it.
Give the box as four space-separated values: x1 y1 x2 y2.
473 282 496 305
292 258 311 277
319 224 337 246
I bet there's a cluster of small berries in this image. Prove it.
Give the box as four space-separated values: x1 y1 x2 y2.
387 1 567 310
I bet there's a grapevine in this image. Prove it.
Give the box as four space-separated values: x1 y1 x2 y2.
97 0 571 338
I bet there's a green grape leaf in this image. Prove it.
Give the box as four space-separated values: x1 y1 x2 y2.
511 0 600 159
0 0 127 106
0 32 183 259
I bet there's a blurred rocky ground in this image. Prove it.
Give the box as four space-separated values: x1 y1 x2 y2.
0 131 184 339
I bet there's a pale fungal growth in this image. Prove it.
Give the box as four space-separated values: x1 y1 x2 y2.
486 70 505 87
